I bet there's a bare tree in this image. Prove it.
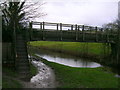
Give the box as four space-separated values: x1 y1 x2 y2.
1 0 47 28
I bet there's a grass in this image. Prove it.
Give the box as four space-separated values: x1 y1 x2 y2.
2 77 22 88
29 41 118 88
40 58 119 88
2 67 23 88
2 63 38 88
30 41 111 59
30 63 38 77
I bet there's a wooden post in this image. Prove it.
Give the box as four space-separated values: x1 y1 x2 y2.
71 25 73 30
106 28 109 42
75 24 78 41
89 27 92 41
82 25 85 41
40 23 42 30
78 26 80 31
60 23 62 41
57 24 59 31
95 26 98 42
29 21 33 40
101 28 103 41
42 22 45 40
89 27 92 34
78 26 80 41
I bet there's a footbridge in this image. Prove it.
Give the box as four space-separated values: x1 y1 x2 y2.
27 22 118 43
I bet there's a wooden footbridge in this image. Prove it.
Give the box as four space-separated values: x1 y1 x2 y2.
14 21 119 79
28 21 118 43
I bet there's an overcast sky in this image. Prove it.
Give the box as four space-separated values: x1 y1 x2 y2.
34 0 119 27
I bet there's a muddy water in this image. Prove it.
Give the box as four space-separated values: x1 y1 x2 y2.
29 47 120 88
31 48 101 68
29 48 101 88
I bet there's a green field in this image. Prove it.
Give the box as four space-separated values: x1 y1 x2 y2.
38 58 119 88
30 41 111 59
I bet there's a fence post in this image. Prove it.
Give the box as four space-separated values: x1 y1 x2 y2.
43 22 45 40
71 25 73 30
106 28 109 42
82 25 85 41
57 24 59 31
40 23 42 30
89 27 92 34
60 23 62 41
101 28 103 42
95 26 98 42
78 26 80 31
75 24 78 41
29 21 33 40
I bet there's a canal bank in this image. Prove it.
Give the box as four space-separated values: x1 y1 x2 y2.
29 41 110 60
31 55 118 88
29 41 120 70
29 41 116 68
28 42 119 88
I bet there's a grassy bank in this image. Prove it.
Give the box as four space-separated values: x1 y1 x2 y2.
30 63 38 77
38 57 118 88
30 41 110 60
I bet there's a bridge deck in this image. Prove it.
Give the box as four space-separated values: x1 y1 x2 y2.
28 22 117 43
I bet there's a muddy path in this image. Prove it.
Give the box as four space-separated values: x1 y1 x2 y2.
30 60 56 88
3 59 56 88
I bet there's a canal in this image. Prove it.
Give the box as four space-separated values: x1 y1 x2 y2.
29 47 101 68
29 46 119 88
29 46 120 77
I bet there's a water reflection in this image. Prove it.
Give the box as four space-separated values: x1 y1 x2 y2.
32 48 101 68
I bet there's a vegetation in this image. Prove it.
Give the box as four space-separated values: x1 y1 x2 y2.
2 63 37 88
103 20 120 64
30 63 38 77
2 67 23 88
37 57 119 88
30 41 110 59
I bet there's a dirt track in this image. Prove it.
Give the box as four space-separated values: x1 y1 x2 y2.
28 60 56 88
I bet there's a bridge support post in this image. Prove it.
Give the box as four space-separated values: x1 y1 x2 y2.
40 23 42 30
82 25 85 41
60 23 62 41
106 28 109 42
95 26 98 42
29 22 33 41
71 25 73 30
57 24 59 30
100 28 103 42
42 22 45 40
75 24 78 41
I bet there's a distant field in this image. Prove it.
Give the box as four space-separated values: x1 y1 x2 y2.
30 41 111 59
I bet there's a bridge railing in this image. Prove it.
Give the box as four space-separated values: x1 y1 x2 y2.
29 21 117 43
